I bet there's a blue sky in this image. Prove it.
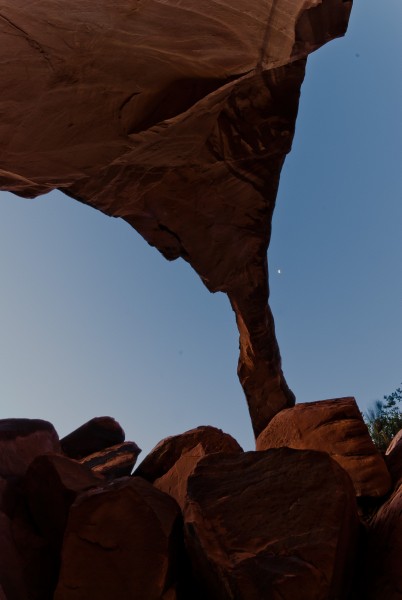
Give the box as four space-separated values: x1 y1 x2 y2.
0 0 401 457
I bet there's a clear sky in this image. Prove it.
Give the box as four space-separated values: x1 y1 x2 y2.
0 0 401 458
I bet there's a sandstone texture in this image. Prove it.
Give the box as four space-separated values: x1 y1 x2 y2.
184 448 359 600
138 426 243 509
135 425 242 482
0 418 60 478
60 416 125 459
256 397 391 497
0 0 353 435
0 412 400 598
79 441 141 479
55 477 182 600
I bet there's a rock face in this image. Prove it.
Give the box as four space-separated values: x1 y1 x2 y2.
0 0 353 435
256 397 391 497
136 426 243 508
79 441 141 479
54 477 183 600
24 454 104 550
0 419 60 477
0 511 28 600
363 483 402 599
60 417 125 459
136 426 242 482
1 412 401 598
184 448 359 600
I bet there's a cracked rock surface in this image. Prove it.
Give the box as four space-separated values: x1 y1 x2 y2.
184 448 359 600
0 0 352 436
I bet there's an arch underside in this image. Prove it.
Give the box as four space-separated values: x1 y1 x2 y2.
0 0 353 437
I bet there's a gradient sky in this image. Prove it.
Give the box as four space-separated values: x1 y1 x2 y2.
1 0 401 458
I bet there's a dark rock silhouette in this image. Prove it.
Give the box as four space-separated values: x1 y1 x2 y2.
0 418 60 478
60 416 125 459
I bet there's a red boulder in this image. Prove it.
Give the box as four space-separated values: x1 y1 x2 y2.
184 448 359 600
55 477 182 599
256 398 391 497
135 426 242 509
0 419 60 478
60 417 125 459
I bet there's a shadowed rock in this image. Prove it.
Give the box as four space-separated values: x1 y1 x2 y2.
0 512 28 600
363 483 402 599
184 448 359 600
79 441 141 479
0 0 353 436
0 419 60 478
141 427 243 509
55 477 183 600
256 397 391 497
60 417 125 460
24 454 104 550
135 425 242 484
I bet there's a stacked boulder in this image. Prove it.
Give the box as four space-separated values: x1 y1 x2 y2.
0 398 401 599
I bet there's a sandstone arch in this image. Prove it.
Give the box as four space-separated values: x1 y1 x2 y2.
0 0 353 436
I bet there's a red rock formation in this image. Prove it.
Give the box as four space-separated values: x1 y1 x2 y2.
135 425 242 481
256 397 391 497
135 426 243 508
60 416 125 459
54 477 182 600
363 483 402 599
184 448 359 600
3 412 402 598
24 454 104 550
79 441 141 479
0 0 353 436
2 481 56 600
0 511 28 600
0 419 60 478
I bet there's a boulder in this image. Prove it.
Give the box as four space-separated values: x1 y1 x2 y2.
55 477 183 599
60 417 125 459
0 419 60 478
256 398 391 497
0 511 28 600
135 426 242 482
385 429 402 487
7 495 56 600
153 442 212 510
23 454 104 550
184 448 359 600
79 441 141 479
135 426 242 507
362 483 402 599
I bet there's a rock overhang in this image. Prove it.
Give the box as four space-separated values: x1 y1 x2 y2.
0 0 353 436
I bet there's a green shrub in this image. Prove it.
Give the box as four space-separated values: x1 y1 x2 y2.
364 385 402 452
